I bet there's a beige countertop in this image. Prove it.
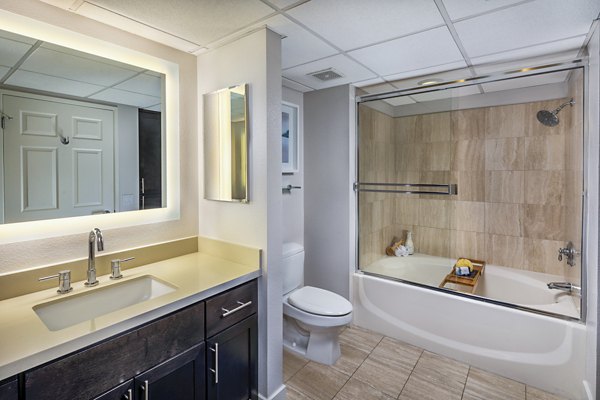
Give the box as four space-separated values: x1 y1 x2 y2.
0 251 261 380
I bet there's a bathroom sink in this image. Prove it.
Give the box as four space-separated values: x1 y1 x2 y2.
33 275 177 331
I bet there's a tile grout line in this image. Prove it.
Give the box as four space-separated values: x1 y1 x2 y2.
396 348 425 399
461 366 471 400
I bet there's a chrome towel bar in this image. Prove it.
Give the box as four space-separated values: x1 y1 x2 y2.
354 182 458 196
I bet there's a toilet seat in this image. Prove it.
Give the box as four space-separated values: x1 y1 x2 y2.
288 286 352 317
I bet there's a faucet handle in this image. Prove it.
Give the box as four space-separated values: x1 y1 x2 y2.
110 257 134 280
39 270 72 294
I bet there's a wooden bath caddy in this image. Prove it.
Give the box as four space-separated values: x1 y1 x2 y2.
439 258 486 294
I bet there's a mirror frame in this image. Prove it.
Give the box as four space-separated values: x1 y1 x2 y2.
0 9 180 244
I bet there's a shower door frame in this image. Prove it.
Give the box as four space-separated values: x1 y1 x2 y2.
354 58 588 323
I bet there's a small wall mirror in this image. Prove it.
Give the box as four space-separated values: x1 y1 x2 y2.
203 84 249 203
282 102 298 173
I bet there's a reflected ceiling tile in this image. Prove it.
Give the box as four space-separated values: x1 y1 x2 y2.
286 0 444 51
385 96 416 106
115 73 162 97
41 42 143 72
471 38 584 71
282 77 313 92
454 0 600 57
411 85 480 102
260 15 338 69
89 0 274 45
349 27 464 77
21 47 139 87
6 70 104 97
282 54 376 90
90 88 160 108
143 103 162 112
0 65 10 79
481 71 569 93
0 30 37 45
267 0 305 9
441 0 527 20
0 37 33 68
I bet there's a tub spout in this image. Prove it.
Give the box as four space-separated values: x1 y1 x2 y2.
547 282 580 294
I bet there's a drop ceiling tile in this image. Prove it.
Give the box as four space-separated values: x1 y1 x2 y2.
411 85 480 102
20 47 139 87
282 77 313 92
387 64 472 89
6 70 105 97
454 0 600 58
77 2 202 53
353 77 385 87
144 103 162 112
260 15 338 69
115 73 162 97
360 82 396 94
471 37 584 70
349 27 464 77
266 0 304 9
441 0 528 20
286 0 444 51
90 88 160 108
0 66 11 78
38 0 79 9
0 37 33 68
88 0 274 46
283 54 376 90
481 70 569 93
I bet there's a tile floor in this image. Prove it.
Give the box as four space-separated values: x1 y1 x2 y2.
283 326 566 400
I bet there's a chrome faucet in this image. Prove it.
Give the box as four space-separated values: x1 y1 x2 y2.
86 228 104 287
547 282 581 294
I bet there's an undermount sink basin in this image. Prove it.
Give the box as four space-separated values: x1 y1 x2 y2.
33 275 177 331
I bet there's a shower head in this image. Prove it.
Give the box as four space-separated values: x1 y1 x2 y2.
536 98 575 127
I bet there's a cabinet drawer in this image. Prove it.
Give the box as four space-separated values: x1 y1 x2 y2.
0 377 18 400
206 280 257 337
25 301 205 400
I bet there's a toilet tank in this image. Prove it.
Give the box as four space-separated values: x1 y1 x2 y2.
282 242 304 295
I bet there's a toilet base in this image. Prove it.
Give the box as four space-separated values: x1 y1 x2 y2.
283 315 344 365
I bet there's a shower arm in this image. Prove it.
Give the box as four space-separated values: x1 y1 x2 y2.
551 98 575 114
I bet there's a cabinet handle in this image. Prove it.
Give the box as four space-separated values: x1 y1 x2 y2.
221 300 252 317
140 380 149 400
123 388 133 400
209 343 219 384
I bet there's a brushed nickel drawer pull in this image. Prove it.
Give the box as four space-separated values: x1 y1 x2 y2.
209 343 219 384
123 388 133 400
141 380 149 400
221 300 252 317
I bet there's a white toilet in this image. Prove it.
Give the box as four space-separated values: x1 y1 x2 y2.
282 242 353 365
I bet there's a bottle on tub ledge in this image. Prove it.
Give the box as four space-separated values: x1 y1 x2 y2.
405 231 414 255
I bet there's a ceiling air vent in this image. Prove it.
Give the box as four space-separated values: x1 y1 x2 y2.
308 68 343 81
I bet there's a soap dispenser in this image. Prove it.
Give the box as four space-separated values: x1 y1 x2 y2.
405 231 414 255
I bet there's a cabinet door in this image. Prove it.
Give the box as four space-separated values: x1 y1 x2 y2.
0 377 18 400
207 315 257 400
135 343 205 400
93 380 134 400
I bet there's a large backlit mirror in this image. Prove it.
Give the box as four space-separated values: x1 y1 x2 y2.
203 84 249 203
0 28 166 224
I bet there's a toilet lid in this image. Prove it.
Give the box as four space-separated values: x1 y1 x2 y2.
288 286 352 317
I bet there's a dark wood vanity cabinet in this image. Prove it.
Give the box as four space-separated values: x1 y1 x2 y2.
20 279 257 400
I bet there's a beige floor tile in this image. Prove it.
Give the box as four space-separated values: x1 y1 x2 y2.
331 342 370 376
353 337 422 398
287 362 350 400
284 349 309 382
526 386 568 400
463 367 525 400
339 325 384 354
287 385 315 400
334 377 395 400
412 351 469 389
399 373 463 400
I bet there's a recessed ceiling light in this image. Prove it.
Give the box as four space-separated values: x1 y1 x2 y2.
417 78 443 86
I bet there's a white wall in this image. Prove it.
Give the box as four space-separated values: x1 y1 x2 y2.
197 29 284 400
0 0 198 274
304 85 355 299
117 105 139 212
282 87 304 246
585 21 600 400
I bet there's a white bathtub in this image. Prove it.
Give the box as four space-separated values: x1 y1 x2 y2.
362 254 580 318
352 272 587 399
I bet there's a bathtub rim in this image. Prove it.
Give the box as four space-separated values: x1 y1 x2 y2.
358 270 583 323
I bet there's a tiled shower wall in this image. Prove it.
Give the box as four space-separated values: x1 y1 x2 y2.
359 74 583 279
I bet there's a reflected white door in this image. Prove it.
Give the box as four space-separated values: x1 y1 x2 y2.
2 92 115 223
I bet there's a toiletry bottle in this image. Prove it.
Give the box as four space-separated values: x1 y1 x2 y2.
405 231 414 255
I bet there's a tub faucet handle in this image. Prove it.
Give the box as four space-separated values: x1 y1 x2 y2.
557 241 579 267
